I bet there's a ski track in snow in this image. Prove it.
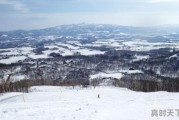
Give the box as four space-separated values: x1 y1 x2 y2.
0 86 179 120
0 94 23 103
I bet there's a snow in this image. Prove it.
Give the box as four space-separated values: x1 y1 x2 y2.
0 47 33 56
90 72 123 79
90 70 143 79
0 49 20 55
45 44 105 56
1 39 179 61
11 75 26 82
17 47 34 54
44 45 74 56
0 93 23 102
28 54 48 59
39 35 57 40
0 56 27 64
121 40 179 51
1 35 8 37
133 55 150 61
124 69 143 74
169 54 178 58
0 86 179 120
73 49 105 55
56 43 80 50
87 39 179 51
0 39 179 64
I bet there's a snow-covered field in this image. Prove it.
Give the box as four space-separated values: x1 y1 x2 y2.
1 39 179 64
1 86 179 120
0 42 106 64
0 56 27 64
90 70 143 80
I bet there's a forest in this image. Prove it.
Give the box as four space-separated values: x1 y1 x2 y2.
1 47 179 94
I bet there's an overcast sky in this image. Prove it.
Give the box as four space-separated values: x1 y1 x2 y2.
1 0 179 31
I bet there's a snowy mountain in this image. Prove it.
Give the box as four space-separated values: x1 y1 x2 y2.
0 24 179 92
1 24 179 120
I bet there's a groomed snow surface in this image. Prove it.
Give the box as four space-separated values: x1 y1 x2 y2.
1 86 179 120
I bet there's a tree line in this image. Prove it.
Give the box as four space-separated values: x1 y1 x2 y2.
116 77 179 92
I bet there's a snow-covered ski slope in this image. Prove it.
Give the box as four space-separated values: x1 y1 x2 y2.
0 86 179 120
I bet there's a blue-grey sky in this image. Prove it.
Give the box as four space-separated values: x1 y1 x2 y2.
1 0 179 31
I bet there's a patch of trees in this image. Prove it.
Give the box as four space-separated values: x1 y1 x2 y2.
49 53 62 58
0 80 29 94
80 37 96 44
33 46 49 54
65 69 90 87
0 78 91 95
132 53 179 78
117 73 179 92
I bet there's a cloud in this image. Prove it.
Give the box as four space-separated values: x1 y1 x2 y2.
148 0 179 3
0 0 29 13
0 0 179 31
2 11 179 31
